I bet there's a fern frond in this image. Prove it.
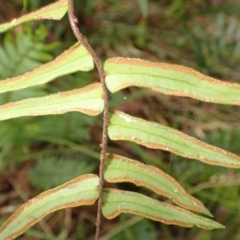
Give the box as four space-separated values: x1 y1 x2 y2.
29 155 98 190
0 26 59 79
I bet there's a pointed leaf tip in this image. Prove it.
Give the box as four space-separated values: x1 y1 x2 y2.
108 110 240 168
102 189 224 230
105 153 212 216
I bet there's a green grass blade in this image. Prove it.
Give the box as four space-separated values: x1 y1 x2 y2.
109 110 240 168
104 153 211 216
0 83 103 121
0 174 99 240
0 0 68 33
104 57 240 105
102 189 224 230
0 43 93 93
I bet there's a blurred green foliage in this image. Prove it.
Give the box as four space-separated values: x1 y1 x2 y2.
29 155 97 190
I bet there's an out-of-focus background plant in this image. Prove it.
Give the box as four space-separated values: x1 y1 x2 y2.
0 0 240 239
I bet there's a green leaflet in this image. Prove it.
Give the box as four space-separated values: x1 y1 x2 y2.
0 83 103 121
0 0 68 33
137 0 148 18
0 43 93 93
102 189 224 230
104 57 240 105
108 110 240 168
0 174 99 240
104 153 211 216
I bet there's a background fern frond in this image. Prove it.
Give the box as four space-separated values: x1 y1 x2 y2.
0 25 59 80
29 154 97 190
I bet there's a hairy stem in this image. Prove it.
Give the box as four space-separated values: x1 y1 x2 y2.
67 1 109 239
